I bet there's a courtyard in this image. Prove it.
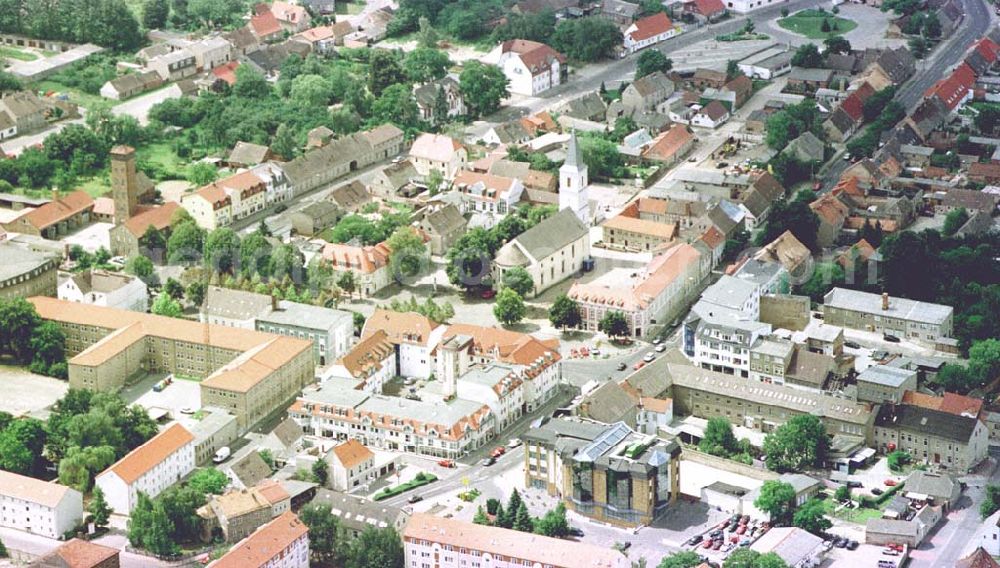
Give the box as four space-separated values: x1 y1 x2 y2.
0 365 69 418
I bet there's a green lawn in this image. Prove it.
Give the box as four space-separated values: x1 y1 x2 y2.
33 80 106 110
0 46 38 61
777 10 857 38
76 175 111 198
819 496 888 524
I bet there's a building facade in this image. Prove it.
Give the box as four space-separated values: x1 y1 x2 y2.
0 470 83 538
95 424 196 513
0 243 59 300
823 288 954 341
208 512 309 568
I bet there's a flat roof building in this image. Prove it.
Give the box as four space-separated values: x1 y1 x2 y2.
823 288 953 341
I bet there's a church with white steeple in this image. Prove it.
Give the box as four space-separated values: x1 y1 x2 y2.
559 130 590 225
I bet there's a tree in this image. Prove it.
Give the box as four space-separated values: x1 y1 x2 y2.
337 271 357 298
834 485 851 502
473 505 491 525
404 48 451 83
0 297 41 363
754 480 796 525
145 500 180 557
970 339 1000 386
724 549 789 568
726 60 743 81
535 502 569 537
368 50 407 97
943 208 969 236
151 293 183 318
127 493 154 548
636 49 672 79
371 83 421 129
271 122 298 159
240 232 273 279
0 536 6 558
188 468 228 495
762 414 829 472
167 221 206 264
417 16 439 48
552 16 622 61
820 18 831 32
163 278 185 300
599 310 630 338
301 502 341 563
658 551 703 568
89 486 112 530
699 417 738 456
29 321 67 378
0 428 33 474
501 267 534 297
512 502 534 532
342 527 404 568
459 61 509 118
791 43 824 68
494 288 526 326
824 36 851 55
792 498 831 534
446 227 499 288
143 225 167 253
909 36 928 59
186 281 207 306
983 485 1000 518
796 262 845 303
755 195 821 253
203 227 241 274
0 71 21 96
548 294 582 330
186 161 218 187
312 458 329 486
290 74 332 107
432 86 450 125
142 0 170 29
887 450 911 471
580 134 626 179
924 13 942 37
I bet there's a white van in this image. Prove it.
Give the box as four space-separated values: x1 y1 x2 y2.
213 446 231 463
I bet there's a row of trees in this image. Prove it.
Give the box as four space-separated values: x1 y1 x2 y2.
126 468 229 557
0 0 143 50
301 502 405 568
658 549 789 568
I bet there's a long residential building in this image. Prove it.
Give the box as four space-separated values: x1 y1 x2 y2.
0 242 59 300
823 288 954 341
29 297 314 432
95 423 196 514
874 404 988 472
667 362 876 441
0 470 83 538
289 383 496 459
403 513 630 568
569 243 704 338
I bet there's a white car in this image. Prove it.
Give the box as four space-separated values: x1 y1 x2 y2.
180 407 195 415
507 438 522 448
643 353 655 363
655 344 666 352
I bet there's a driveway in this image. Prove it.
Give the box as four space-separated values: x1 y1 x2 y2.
111 84 185 126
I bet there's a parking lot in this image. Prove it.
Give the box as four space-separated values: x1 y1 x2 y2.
120 372 200 419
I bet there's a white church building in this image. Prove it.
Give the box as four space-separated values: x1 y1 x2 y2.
559 130 590 225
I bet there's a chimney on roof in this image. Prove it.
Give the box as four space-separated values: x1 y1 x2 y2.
882 292 889 311
272 294 280 312
51 189 59 202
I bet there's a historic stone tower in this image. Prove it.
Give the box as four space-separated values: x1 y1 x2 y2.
559 130 590 224
111 145 138 225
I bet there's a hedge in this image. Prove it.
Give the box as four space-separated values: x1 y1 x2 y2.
860 482 905 509
373 474 438 501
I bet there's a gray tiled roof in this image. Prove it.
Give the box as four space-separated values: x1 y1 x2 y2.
501 208 588 263
823 288 952 325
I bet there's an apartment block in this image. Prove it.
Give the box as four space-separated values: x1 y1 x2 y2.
95 423 196 514
0 470 82 538
209 511 309 568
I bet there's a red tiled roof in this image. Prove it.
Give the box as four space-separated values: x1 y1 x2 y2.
839 82 876 122
501 40 566 76
629 12 674 42
212 61 240 86
38 539 119 568
926 63 975 110
123 202 179 237
642 124 693 162
974 38 1000 64
210 512 308 568
21 190 94 231
251 10 282 38
690 0 726 16
99 423 194 485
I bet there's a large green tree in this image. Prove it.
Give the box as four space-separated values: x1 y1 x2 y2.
792 498 832 534
753 480 796 524
658 551 704 568
548 294 581 330
754 192 821 253
762 414 829 472
203 227 241 274
501 267 534 297
551 16 622 61
494 288 526 326
301 502 341 564
368 50 407 97
342 527 404 568
404 48 451 83
636 49 672 79
0 298 41 363
459 61 509 118
599 311 629 338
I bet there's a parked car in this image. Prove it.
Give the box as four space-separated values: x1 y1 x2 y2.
712 541 722 550
180 406 195 415
736 526 747 535
407 494 423 504
703 540 714 549
655 344 666 352
687 535 704 546
438 459 455 468
844 340 861 349
617 362 628 371
822 541 834 551
633 361 646 370
846 481 863 488
481 457 496 466
491 447 506 458
643 353 655 363
507 438 522 449
568 527 585 537
652 338 662 345
480 289 496 299
883 333 901 343
871 488 884 496
847 540 859 550
884 479 898 487
834 538 847 548
212 447 231 464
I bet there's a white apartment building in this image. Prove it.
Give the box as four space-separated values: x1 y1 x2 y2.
623 12 677 54
58 269 149 312
209 511 309 568
683 275 771 377
325 439 377 492
488 40 565 96
95 423 196 513
0 470 83 538
249 162 292 205
403 514 630 568
453 364 525 431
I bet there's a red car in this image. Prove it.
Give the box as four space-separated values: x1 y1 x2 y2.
480 289 496 299
702 540 714 549
730 535 739 544
633 361 646 370
884 479 898 487
438 459 455 468
491 447 506 458
736 526 747 535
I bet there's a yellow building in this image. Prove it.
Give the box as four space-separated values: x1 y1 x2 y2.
30 297 314 433
181 184 232 230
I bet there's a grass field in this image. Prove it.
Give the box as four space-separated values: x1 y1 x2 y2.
33 79 106 110
0 46 38 61
777 9 857 38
